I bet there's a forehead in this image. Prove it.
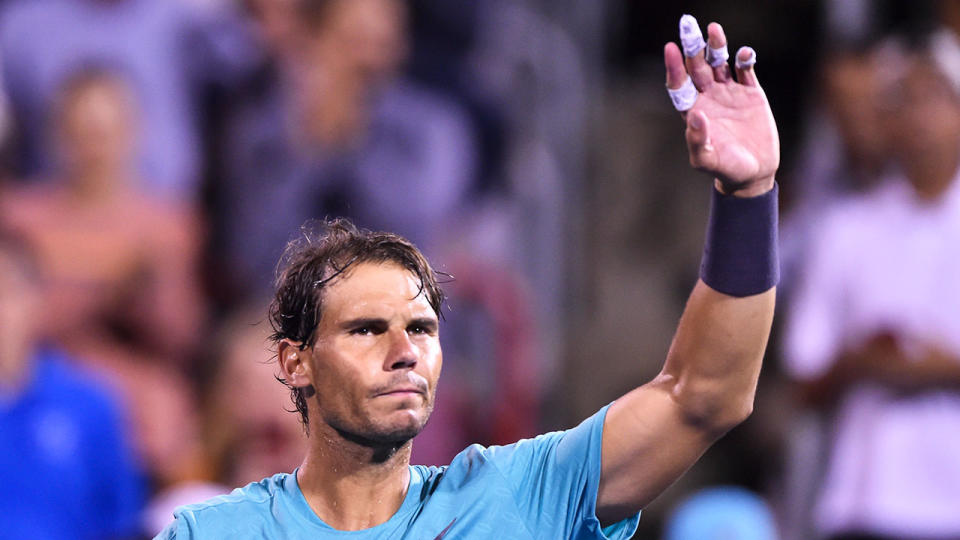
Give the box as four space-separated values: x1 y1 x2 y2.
321 261 432 319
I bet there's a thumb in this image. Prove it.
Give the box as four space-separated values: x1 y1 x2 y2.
686 110 715 169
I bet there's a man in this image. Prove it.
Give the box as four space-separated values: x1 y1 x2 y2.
158 15 779 538
216 0 476 301
0 0 203 198
785 33 960 539
0 235 145 539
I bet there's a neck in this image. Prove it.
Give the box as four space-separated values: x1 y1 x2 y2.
905 151 960 202
904 141 960 201
66 166 130 201
296 422 413 531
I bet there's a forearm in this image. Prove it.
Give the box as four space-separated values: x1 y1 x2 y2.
598 16 780 518
659 280 775 430
796 343 960 408
909 348 960 388
598 280 775 518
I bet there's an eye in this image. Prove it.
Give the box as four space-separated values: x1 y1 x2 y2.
407 321 437 336
350 327 372 336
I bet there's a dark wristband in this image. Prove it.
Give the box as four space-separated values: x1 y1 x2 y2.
699 182 779 297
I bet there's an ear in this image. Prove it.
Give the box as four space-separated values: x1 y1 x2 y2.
277 339 313 389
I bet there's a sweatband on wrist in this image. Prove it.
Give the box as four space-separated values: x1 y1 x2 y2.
699 183 779 297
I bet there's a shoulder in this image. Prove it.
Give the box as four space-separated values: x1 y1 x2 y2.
37 349 122 411
450 405 611 478
161 474 293 537
158 473 307 538
173 473 288 521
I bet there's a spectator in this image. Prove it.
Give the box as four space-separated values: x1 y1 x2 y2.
0 234 145 539
0 0 205 199
144 307 306 535
214 0 477 302
781 42 894 296
784 34 960 540
201 307 307 488
0 69 205 486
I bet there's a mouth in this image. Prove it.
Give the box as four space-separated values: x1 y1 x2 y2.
375 387 424 398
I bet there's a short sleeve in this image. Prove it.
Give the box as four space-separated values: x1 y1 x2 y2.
483 404 640 539
154 514 194 540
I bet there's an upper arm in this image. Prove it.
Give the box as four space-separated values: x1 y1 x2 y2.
597 281 775 523
487 408 640 539
597 381 720 524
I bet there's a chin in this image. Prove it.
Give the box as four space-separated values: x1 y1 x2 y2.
326 406 432 448
371 409 431 444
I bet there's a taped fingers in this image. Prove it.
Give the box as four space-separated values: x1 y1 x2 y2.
735 46 759 86
680 14 714 90
707 45 729 68
668 76 699 112
706 22 731 82
679 14 706 57
665 42 698 112
735 46 756 69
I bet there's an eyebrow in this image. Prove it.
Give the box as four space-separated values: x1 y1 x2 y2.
338 317 439 330
339 318 388 330
408 317 439 332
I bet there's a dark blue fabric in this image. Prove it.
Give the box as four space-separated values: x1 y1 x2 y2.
0 348 146 539
700 183 780 297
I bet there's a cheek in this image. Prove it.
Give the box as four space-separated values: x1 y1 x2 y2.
312 343 378 404
419 341 443 383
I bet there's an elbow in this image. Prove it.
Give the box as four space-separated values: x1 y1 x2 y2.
666 376 755 435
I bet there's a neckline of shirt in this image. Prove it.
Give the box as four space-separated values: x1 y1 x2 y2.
283 465 426 534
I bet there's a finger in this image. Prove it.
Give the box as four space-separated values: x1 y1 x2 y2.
665 42 698 113
706 22 731 82
734 46 759 87
685 110 716 169
679 14 713 90
664 42 687 90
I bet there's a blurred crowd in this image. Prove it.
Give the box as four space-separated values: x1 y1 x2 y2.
2 0 960 538
0 0 580 537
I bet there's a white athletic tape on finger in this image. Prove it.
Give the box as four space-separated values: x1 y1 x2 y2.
707 44 729 68
667 77 698 111
679 14 706 57
735 47 757 70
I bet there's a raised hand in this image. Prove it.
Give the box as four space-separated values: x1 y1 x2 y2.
665 16 780 197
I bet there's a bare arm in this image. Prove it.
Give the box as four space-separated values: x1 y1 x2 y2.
596 18 779 523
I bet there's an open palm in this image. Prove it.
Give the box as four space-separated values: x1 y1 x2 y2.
665 20 779 196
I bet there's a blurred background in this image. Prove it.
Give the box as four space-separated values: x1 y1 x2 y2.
2 0 960 538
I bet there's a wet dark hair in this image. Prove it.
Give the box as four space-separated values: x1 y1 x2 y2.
268 218 446 429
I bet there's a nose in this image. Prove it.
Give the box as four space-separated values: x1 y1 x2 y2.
384 328 417 371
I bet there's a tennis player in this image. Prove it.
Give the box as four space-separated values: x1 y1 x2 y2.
157 14 779 539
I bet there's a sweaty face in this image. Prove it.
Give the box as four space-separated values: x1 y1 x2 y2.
307 262 441 446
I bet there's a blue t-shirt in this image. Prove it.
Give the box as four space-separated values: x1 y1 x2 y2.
0 348 145 540
157 405 640 539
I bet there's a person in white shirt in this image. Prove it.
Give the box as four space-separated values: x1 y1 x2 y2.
785 33 960 540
